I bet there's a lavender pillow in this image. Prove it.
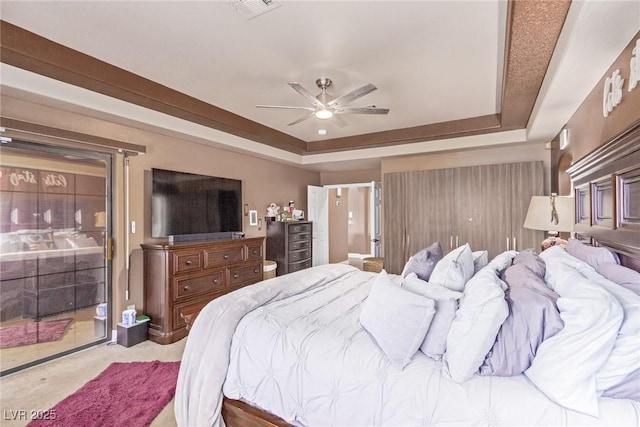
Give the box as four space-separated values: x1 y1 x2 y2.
566 238 619 270
602 368 640 400
402 241 444 281
478 256 563 376
597 263 640 297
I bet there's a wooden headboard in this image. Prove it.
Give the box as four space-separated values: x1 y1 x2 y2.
568 120 640 272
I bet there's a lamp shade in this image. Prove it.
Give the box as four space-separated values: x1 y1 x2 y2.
523 195 574 233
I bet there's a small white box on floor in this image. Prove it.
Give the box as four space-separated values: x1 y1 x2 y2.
122 309 136 326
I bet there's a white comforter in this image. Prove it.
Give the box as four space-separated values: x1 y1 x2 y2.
175 263 639 427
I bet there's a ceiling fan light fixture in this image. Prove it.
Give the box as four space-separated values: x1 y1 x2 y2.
315 109 333 119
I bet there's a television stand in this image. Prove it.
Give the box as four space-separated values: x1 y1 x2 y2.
142 236 264 344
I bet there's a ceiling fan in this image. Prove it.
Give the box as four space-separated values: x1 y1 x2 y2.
256 77 389 127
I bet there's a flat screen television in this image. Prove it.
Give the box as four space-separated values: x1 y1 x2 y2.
151 168 242 238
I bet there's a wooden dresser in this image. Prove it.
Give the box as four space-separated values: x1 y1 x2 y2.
266 220 312 276
141 237 264 344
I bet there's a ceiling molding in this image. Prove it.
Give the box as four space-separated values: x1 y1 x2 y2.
0 20 306 155
0 1 571 155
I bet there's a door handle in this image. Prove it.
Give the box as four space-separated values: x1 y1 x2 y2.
512 237 516 251
506 237 510 251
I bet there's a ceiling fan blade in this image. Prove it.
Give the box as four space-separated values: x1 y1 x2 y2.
333 115 349 128
288 83 325 108
337 107 390 115
287 112 315 126
328 83 377 106
256 104 315 111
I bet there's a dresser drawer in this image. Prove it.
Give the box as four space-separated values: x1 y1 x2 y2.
288 259 311 273
288 240 310 251
288 223 311 234
289 231 311 243
172 251 202 274
173 271 224 300
204 247 244 268
228 262 263 289
288 248 311 262
173 299 211 330
246 243 263 261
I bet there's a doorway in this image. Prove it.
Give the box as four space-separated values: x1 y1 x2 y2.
0 140 112 375
319 182 381 266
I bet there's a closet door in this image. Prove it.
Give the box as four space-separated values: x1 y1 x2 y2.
454 165 485 253
406 169 454 254
509 161 544 251
383 172 408 274
477 164 512 258
384 169 454 274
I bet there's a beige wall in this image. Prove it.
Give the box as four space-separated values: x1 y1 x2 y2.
328 188 349 263
551 32 640 194
347 187 370 254
1 96 321 329
321 168 381 186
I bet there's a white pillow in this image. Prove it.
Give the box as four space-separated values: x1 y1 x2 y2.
443 264 510 383
472 250 488 274
430 244 474 292
528 250 624 417
402 273 462 360
360 271 436 370
577 266 640 393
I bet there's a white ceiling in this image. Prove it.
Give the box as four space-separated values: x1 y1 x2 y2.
0 1 639 171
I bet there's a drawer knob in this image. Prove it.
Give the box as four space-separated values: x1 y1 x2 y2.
185 260 192 265
252 250 258 255
212 279 219 285
183 285 191 291
253 269 259 274
223 255 229 260
233 273 239 279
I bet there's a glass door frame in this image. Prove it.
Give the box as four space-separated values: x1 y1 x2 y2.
0 139 113 376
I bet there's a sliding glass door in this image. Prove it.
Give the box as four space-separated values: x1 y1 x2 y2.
0 140 111 375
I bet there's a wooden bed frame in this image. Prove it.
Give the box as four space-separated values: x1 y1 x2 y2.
221 122 640 427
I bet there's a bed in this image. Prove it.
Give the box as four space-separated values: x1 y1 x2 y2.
174 244 640 427
176 123 640 427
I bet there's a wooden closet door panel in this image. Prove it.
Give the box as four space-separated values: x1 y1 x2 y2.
383 172 407 274
405 169 454 255
481 164 512 258
454 166 487 254
510 161 545 251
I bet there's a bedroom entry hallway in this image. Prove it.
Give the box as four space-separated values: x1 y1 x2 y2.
322 182 382 266
0 141 112 375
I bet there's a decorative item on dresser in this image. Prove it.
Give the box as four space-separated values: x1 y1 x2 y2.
141 237 264 344
266 220 312 276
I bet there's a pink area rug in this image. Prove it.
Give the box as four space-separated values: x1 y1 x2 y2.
0 318 73 349
28 360 180 427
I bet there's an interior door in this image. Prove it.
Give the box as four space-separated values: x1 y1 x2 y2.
307 185 329 266
370 181 382 257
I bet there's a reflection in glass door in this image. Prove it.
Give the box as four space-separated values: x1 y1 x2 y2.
0 141 111 375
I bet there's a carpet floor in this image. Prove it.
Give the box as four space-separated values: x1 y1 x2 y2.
26 360 180 427
0 318 73 349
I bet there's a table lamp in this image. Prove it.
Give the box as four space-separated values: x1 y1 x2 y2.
523 194 574 251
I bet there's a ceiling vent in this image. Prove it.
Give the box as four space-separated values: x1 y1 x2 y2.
229 0 280 20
